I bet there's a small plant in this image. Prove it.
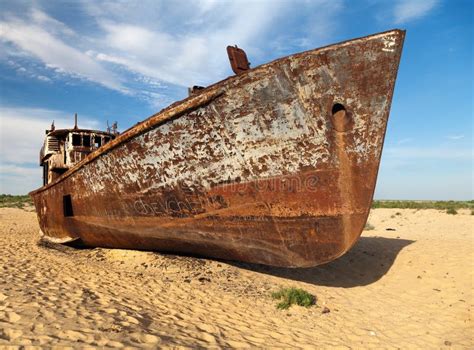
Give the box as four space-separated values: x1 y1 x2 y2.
446 208 457 215
271 288 316 310
471 210 474 216
395 212 402 216
364 222 375 231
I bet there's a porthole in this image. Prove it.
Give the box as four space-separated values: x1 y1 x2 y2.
331 103 352 132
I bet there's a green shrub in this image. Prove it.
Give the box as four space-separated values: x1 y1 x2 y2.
446 208 457 215
271 288 316 310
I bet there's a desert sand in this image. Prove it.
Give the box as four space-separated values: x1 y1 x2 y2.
0 207 472 348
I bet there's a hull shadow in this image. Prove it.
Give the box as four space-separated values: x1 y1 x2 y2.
231 236 414 288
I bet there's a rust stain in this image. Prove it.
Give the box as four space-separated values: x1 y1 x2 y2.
29 29 405 267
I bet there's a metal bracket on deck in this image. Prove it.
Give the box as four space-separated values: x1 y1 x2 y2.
227 45 250 74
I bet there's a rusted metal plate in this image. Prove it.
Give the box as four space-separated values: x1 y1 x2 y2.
227 45 251 74
30 30 405 267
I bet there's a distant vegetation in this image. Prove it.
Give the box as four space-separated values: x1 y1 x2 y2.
0 194 33 209
372 200 474 211
271 287 316 310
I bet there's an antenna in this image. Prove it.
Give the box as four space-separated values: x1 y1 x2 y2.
51 120 55 131
112 121 118 135
74 113 78 129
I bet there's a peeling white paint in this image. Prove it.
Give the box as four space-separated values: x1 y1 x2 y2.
382 35 398 52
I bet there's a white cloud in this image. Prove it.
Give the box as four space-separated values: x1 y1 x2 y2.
8 59 53 83
29 8 76 37
0 106 101 194
0 10 124 91
36 75 51 82
445 134 465 140
393 0 439 24
86 0 344 88
268 0 343 56
396 137 412 145
90 1 288 87
0 1 343 100
0 0 346 123
0 164 39 177
0 106 100 165
0 164 41 195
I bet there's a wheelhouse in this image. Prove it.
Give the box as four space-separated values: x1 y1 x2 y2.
40 124 117 186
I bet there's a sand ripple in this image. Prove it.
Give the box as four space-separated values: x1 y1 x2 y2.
0 207 472 348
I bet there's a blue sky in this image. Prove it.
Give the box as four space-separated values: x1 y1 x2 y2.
0 0 472 199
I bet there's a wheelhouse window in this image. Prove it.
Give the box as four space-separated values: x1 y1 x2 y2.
83 135 91 147
72 133 81 146
94 136 102 148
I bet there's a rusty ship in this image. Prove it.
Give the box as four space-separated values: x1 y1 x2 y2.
30 29 405 267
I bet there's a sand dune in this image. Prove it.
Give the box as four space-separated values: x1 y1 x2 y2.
0 207 472 348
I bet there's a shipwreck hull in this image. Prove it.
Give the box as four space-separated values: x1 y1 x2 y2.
30 30 405 267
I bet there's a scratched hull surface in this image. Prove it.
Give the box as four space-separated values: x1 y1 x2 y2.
30 30 405 267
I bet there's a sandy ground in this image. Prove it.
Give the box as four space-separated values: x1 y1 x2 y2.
0 207 472 349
